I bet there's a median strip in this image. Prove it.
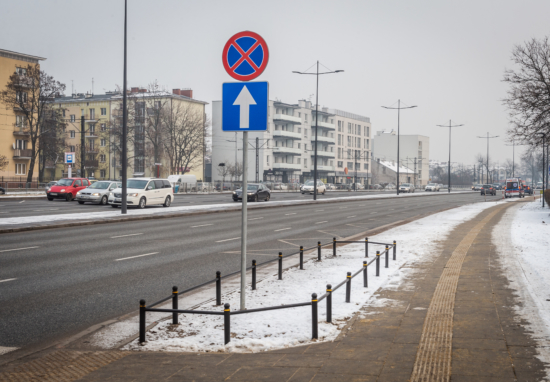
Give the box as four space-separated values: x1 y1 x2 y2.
0 278 17 283
111 233 143 239
0 246 39 253
115 252 158 261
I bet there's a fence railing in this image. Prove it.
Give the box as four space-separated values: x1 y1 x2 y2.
0 181 52 193
139 237 397 345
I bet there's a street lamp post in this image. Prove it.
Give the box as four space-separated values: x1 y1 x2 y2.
437 121 463 193
536 132 546 207
382 100 417 195
293 62 343 200
477 133 499 184
121 0 128 214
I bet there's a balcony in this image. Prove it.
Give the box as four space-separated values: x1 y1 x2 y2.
84 114 98 122
312 150 334 158
316 165 335 172
85 148 99 154
13 125 30 136
311 135 335 144
273 114 301 124
273 147 302 155
13 149 32 159
86 133 98 138
85 160 99 168
314 121 336 130
273 162 301 171
272 130 301 140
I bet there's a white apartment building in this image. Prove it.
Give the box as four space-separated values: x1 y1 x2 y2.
372 131 430 186
211 99 372 185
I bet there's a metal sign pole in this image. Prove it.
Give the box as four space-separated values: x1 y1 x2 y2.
240 131 248 310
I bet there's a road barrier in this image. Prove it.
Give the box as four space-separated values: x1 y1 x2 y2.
138 237 396 345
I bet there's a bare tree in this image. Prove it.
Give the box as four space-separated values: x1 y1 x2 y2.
0 155 9 171
503 36 550 146
142 82 168 172
504 158 514 178
217 163 231 185
232 162 243 181
0 64 66 182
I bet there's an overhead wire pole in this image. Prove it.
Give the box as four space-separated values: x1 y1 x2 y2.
382 100 417 195
477 133 499 184
121 0 128 214
293 62 343 200
437 121 463 193
536 132 546 207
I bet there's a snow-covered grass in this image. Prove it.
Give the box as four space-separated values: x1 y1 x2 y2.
126 198 511 354
493 200 550 367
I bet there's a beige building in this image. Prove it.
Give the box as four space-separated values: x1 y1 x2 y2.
0 49 46 180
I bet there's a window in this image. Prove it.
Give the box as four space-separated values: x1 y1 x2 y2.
16 91 27 103
304 129 308 137
70 130 75 138
347 136 352 146
297 158 301 164
89 109 95 119
74 180 82 187
266 155 270 164
15 139 27 149
16 115 26 128
70 115 75 122
62 109 66 117
305 114 308 122
348 123 352 134
304 159 307 168
100 138 106 147
347 162 353 169
338 161 343 168
100 170 106 178
331 119 334 124
338 148 341 159
298 112 301 117
16 163 27 175
364 163 369 170
100 123 106 132
330 160 334 166
298 127 301 133
358 126 361 136
297 143 301 149
70 145 75 152
15 67 27 75
365 126 370 137
89 124 95 134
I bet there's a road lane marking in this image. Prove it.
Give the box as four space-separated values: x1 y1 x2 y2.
0 246 39 253
111 233 143 239
347 216 356 218
115 252 158 261
0 278 17 283
191 224 214 228
18 200 25 203
316 209 324 211
248 217 263 221
0 212 8 214
215 237 240 243
285 213 296 215
274 228 291 232
0 346 18 355
316 221 328 224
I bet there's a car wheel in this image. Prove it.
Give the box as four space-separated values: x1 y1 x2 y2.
254 195 258 202
163 196 171 207
66 193 73 202
138 197 146 209
78 201 85 204
265 194 270 201
111 204 119 208
100 195 108 205
47 197 53 201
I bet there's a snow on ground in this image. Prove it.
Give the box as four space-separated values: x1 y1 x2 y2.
126 198 512 353
0 190 473 226
493 200 550 367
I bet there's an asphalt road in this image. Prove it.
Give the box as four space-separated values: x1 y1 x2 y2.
0 190 450 219
0 192 501 352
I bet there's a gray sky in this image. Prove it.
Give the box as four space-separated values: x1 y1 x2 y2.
2 0 549 165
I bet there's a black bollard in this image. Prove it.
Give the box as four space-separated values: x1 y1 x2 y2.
376 251 380 276
318 241 321 261
345 272 352 303
172 286 178 325
393 240 397 260
252 260 257 290
365 237 369 257
333 237 337 257
326 284 332 323
311 293 318 339
300 246 304 270
224 303 231 345
363 261 368 287
278 252 283 280
385 245 389 268
216 271 222 305
139 299 146 344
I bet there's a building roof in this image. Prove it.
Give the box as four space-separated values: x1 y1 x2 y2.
111 91 208 105
273 101 300 109
378 160 415 174
52 91 208 105
0 48 46 63
329 109 370 123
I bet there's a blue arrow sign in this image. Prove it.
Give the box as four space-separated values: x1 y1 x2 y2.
222 81 268 131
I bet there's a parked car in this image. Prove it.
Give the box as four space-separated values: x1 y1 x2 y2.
88 179 98 185
45 181 57 194
472 184 483 191
47 178 90 201
349 183 364 190
76 180 121 205
491 183 503 190
399 183 415 193
232 183 271 202
301 180 326 194
535 182 543 189
109 178 174 208
425 183 440 192
326 183 336 190
215 183 231 191
480 184 496 196
0 186 5 195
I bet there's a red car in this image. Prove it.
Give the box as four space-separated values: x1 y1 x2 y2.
47 178 90 201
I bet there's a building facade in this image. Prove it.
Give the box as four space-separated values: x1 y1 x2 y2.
372 130 429 186
371 159 416 185
0 49 46 180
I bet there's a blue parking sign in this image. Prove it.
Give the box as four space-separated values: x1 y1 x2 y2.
222 81 268 132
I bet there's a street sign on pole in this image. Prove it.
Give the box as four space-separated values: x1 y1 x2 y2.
222 82 268 132
222 31 269 81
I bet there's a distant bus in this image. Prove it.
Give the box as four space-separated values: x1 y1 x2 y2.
504 178 525 198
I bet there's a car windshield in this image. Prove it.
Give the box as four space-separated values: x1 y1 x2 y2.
483 185 491 188
507 181 519 189
428 183 436 186
89 181 110 189
247 185 259 191
305 181 314 186
56 179 74 186
401 183 410 187
127 180 148 189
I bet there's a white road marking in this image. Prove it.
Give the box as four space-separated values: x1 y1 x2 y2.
191 224 214 228
285 213 296 215
0 278 17 283
0 346 18 355
49 209 59 210
215 237 240 243
111 233 143 239
0 246 39 253
248 217 263 221
347 216 356 218
115 252 158 261
316 209 324 211
316 221 328 224
18 200 25 203
274 228 291 232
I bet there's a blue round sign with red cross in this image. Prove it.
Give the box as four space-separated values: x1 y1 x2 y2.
222 31 269 81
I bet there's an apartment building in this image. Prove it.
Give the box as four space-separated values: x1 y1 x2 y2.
0 48 46 180
211 98 371 185
372 130 430 186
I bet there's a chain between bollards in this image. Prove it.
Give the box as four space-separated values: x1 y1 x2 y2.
216 271 222 305
326 284 332 323
224 303 231 345
278 252 283 280
139 299 146 344
345 272 352 303
333 237 336 257
363 261 368 287
385 245 389 268
365 237 368 257
376 251 380 276
172 286 178 325
318 241 321 261
311 293 318 339
251 260 257 290
393 240 397 260
300 246 304 270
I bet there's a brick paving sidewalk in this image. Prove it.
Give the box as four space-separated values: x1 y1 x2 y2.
1 201 547 381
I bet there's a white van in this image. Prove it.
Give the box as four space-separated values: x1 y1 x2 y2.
168 174 197 192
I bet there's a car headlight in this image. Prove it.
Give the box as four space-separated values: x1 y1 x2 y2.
128 193 138 197
92 193 100 196
76 191 81 195
109 192 113 196
61 189 65 192
247 192 254 195
233 191 237 195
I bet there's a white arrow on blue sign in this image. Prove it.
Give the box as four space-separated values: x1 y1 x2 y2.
222 81 268 131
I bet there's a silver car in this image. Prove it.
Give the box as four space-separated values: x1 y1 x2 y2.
399 183 415 193
76 180 121 205
425 183 440 191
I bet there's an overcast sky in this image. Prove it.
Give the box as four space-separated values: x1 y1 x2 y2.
2 0 549 165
